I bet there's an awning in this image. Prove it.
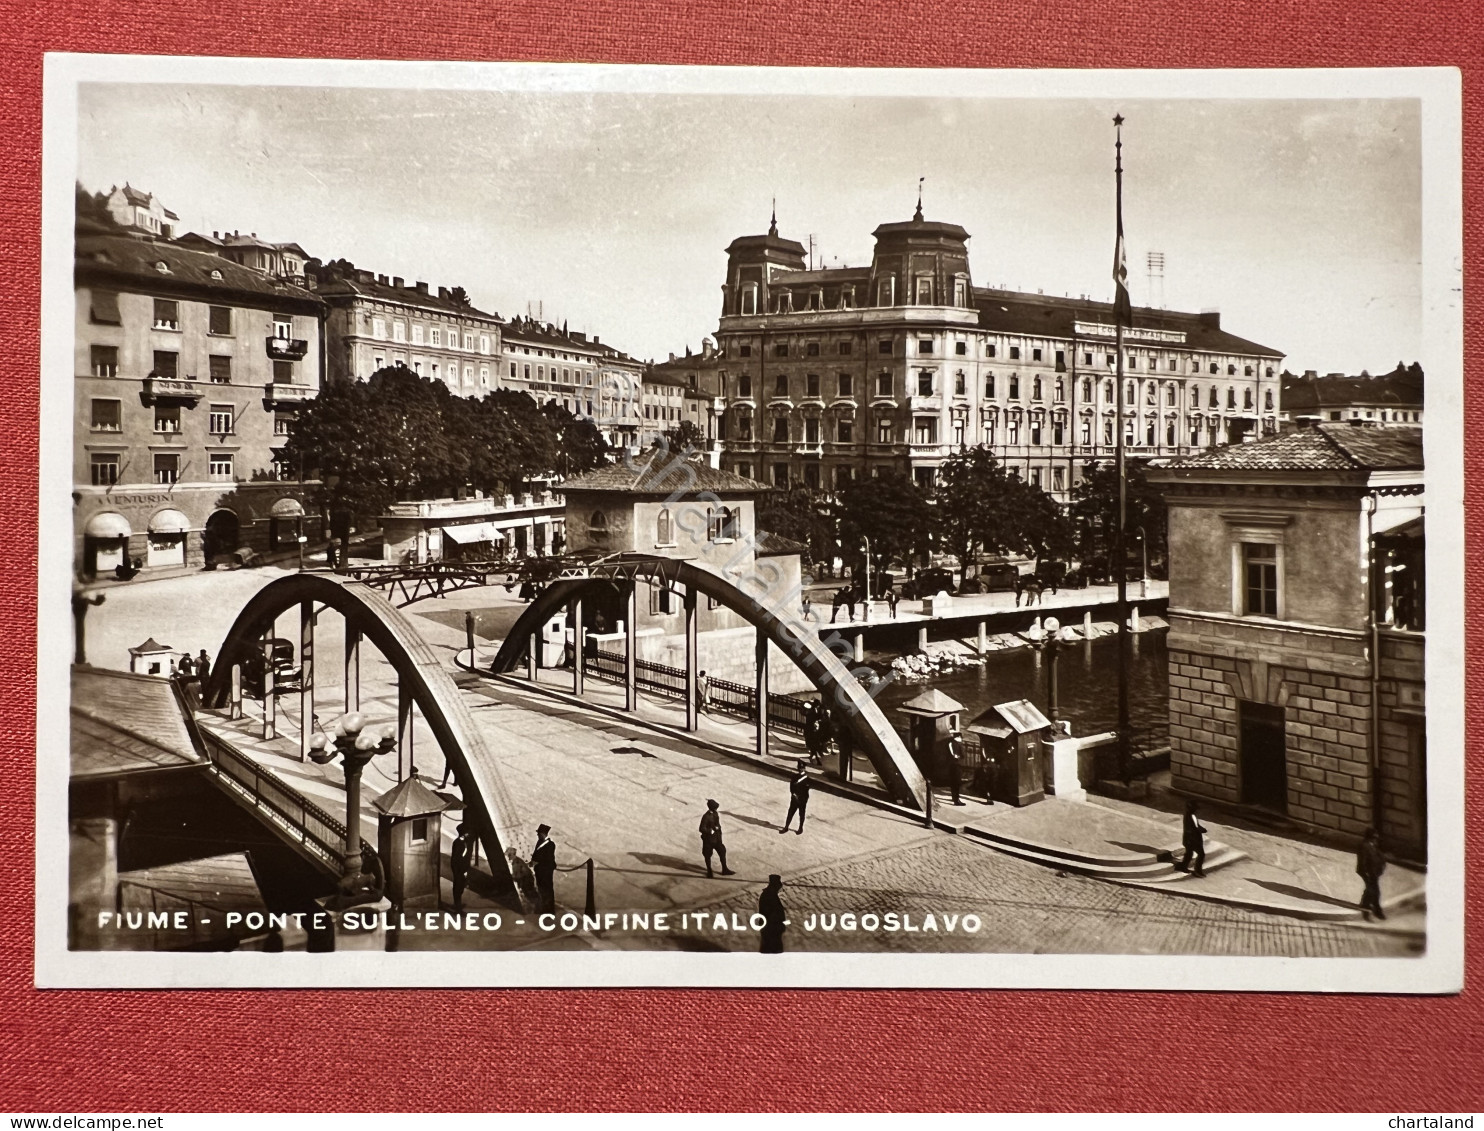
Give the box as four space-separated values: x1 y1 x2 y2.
270 497 306 519
148 508 191 534
442 523 504 545
84 511 132 539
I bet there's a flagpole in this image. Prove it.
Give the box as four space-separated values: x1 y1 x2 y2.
1113 113 1131 777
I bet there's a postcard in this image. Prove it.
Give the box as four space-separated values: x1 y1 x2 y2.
38 57 1463 989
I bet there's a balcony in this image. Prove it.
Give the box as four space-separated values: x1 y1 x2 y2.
141 377 203 404
263 382 313 408
266 336 310 361
908 395 943 412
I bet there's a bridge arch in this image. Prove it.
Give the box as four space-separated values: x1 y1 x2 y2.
491 557 929 809
202 573 525 905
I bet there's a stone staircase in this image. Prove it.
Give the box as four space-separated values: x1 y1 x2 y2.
963 822 1248 882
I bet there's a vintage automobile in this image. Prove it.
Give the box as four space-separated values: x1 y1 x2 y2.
901 567 957 600
237 637 300 698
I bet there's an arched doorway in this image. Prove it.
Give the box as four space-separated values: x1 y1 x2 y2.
203 509 240 567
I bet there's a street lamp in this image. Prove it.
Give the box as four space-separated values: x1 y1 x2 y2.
861 536 872 622
1029 615 1066 727
308 712 397 908
1135 525 1149 598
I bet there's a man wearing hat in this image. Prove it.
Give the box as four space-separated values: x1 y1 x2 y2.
780 760 812 835
758 875 786 954
450 822 477 913
532 824 557 914
698 799 734 878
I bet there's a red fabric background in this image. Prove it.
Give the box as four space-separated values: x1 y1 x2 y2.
0 0 1478 1113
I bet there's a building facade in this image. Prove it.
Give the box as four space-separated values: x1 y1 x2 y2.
379 492 566 564
307 263 504 396
497 318 644 450
100 184 179 240
176 230 311 285
647 345 725 456
74 233 325 576
1148 424 1425 859
1280 364 1424 429
712 209 1285 499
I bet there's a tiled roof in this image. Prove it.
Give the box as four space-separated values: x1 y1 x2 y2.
1156 423 1422 472
562 450 768 495
1282 368 1423 413
312 272 500 322
974 289 1284 359
756 530 808 556
70 666 204 779
76 234 324 308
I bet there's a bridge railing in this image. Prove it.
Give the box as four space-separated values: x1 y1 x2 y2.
203 729 374 871
583 648 810 736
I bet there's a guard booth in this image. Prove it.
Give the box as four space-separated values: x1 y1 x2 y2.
371 777 450 910
127 637 177 677
966 699 1052 807
896 689 965 786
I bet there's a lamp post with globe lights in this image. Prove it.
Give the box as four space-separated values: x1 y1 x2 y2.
308 712 397 908
1029 615 1066 728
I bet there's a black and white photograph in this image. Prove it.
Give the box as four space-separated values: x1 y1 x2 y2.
37 59 1463 990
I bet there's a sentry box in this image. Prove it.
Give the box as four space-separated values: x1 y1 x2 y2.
371 776 453 909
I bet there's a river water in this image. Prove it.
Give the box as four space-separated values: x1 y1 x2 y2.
867 631 1171 747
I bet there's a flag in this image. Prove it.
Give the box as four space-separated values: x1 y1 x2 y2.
1113 211 1132 326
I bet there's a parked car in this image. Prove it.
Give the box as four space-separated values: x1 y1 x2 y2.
902 567 957 600
974 563 1020 593
238 637 299 698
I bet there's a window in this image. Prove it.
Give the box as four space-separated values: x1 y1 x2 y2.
876 371 892 397
916 277 933 305
375 357 385 371
1227 387 1237 409
735 414 753 441
913 466 936 490
153 453 179 485
877 278 895 306
1009 375 1020 400
740 286 758 315
984 416 996 443
953 418 965 446
1166 384 1177 406
838 373 853 397
1209 386 1219 408
208 404 234 434
480 335 491 355
1030 468 1042 487
411 324 424 345
1054 350 1065 371
988 345 997 358
273 361 294 384
1081 377 1092 400
1009 346 1021 360
838 341 852 356
207 355 231 384
1032 376 1043 401
984 374 995 398
1052 419 1065 445
90 399 121 431
656 507 674 545
1146 420 1156 446
1169 359 1178 371
955 341 967 356
480 366 490 386
209 453 233 481
918 339 934 354
806 374 820 397
589 510 610 545
91 345 118 378
431 328 443 347
1104 379 1114 401
202 305 231 336
1244 387 1254 410
1103 419 1114 445
1032 348 1043 362
774 343 789 358
153 404 181 433
1084 352 1093 366
954 278 968 307
1242 542 1279 617
878 339 893 356
1166 421 1176 446
1080 420 1091 445
773 416 789 442
805 342 819 357
1228 364 1237 376
649 583 675 616
271 453 292 481
737 375 752 398
1145 382 1157 406
877 417 893 444
736 462 752 479
1052 467 1066 492
1209 362 1219 375
954 371 966 396
1030 420 1042 445
153 299 179 330
89 290 121 325
917 371 934 396
837 419 853 443
775 374 788 397
1128 355 1138 370
1264 389 1274 410
89 453 119 486
372 318 387 340
274 413 292 436
410 818 428 844
151 350 178 380
805 418 820 444
772 463 789 487
739 344 752 357
461 334 474 351
1007 419 1020 445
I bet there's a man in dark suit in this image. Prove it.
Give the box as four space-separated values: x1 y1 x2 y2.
1358 827 1387 920
758 875 786 954
946 725 966 805
699 799 734 878
780 761 812 835
1177 800 1207 877
450 822 476 912
531 823 557 913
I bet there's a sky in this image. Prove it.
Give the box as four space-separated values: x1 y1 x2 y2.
75 84 1421 374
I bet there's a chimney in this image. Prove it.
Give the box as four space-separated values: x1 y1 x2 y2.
1198 309 1221 328
414 281 429 295
1304 369 1318 379
669 352 676 362
1326 371 1345 379
392 276 403 288
378 274 389 285
438 286 450 300
213 231 219 239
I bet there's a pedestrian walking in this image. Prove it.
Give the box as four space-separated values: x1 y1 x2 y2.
758 874 786 954
532 823 557 914
696 669 711 715
780 760 811 834
1357 827 1387 920
699 799 734 878
946 725 966 806
886 587 899 619
834 710 855 782
1177 799 1207 877
450 822 476 912
196 649 211 685
801 594 814 622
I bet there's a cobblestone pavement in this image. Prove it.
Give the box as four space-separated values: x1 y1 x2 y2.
644 834 1427 956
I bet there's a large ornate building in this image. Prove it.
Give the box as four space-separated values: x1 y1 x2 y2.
711 207 1285 500
497 316 645 452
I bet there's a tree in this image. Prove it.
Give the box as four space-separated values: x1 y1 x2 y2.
757 485 835 567
449 286 472 308
658 419 705 454
462 389 556 495
834 471 930 579
934 447 1074 577
1068 458 1168 577
541 400 610 476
